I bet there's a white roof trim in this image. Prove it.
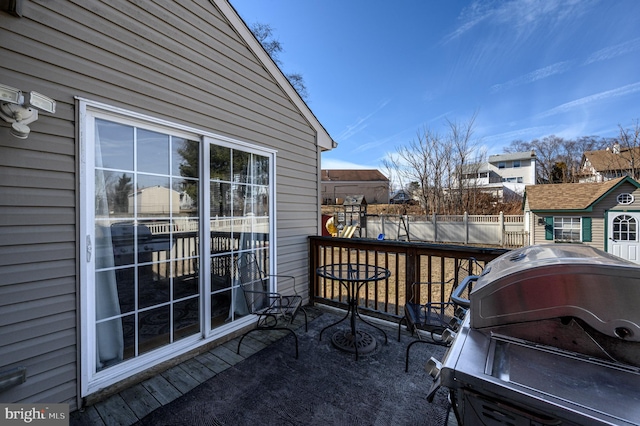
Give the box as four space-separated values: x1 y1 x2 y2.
214 0 336 151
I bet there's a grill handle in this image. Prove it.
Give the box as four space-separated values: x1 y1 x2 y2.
450 275 479 309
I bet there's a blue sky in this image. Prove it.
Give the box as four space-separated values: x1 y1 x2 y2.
230 0 640 170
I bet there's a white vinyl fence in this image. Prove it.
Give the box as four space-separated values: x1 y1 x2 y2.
364 212 527 247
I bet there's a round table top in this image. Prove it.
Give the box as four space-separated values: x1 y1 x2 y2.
316 263 390 282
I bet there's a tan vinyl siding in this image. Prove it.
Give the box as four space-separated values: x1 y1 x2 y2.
1 0 322 407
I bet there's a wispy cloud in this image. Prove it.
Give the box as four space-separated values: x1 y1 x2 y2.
444 0 588 43
482 125 555 144
491 61 572 92
536 82 640 119
337 99 390 141
583 38 640 65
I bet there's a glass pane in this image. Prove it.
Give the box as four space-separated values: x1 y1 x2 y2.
211 290 231 327
211 254 233 291
95 119 134 170
96 316 128 371
254 154 269 185
233 183 248 216
210 182 231 217
96 171 134 218
174 179 198 214
173 138 199 178
138 263 170 309
174 264 199 300
137 129 169 174
96 269 133 318
136 175 172 217
210 145 231 181
139 306 171 354
211 228 237 254
233 150 251 184
174 297 200 340
255 185 269 216
95 221 117 269
121 314 135 361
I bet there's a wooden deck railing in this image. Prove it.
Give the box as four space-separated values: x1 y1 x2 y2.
309 236 508 323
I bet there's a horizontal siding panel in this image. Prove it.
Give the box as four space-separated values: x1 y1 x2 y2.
9 364 76 403
0 328 76 366
0 294 75 325
0 277 75 306
0 145 74 173
0 187 75 208
25 384 78 410
20 3 311 138
89 0 302 118
0 312 75 346
0 167 75 190
3 45 314 155
0 242 76 266
0 259 75 286
0 207 75 227
4 346 76 378
0 225 75 246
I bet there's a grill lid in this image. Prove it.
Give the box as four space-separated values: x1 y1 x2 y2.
470 244 640 342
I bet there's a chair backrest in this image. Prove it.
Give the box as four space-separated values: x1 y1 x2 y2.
236 252 270 313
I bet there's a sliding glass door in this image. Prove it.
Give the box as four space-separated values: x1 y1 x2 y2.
81 103 275 394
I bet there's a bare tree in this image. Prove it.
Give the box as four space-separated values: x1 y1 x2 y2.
616 119 640 180
505 135 610 183
249 22 309 100
383 115 483 215
446 112 485 213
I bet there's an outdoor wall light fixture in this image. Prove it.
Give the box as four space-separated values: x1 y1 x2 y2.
0 83 56 139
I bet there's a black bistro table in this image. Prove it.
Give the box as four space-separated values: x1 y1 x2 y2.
317 263 391 360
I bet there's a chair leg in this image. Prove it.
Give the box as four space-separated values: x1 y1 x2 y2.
398 317 407 342
405 339 430 372
300 307 308 332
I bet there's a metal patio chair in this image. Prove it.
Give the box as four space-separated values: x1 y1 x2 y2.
235 252 308 359
398 257 482 371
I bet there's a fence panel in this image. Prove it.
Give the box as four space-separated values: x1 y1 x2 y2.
363 213 525 247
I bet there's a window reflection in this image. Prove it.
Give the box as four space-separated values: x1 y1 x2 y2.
94 117 201 372
210 145 231 181
137 129 169 174
95 119 133 170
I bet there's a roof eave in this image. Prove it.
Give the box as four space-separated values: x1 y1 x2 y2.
214 0 336 151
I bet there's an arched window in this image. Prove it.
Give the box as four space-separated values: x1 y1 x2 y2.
613 214 638 241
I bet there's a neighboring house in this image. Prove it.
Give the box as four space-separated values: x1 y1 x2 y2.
389 189 414 204
0 0 335 412
460 151 537 198
128 186 180 215
580 144 640 183
321 169 390 204
523 177 640 263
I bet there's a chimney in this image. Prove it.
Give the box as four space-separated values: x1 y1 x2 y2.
613 142 620 154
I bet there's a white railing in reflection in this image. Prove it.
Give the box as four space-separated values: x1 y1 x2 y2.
144 217 270 234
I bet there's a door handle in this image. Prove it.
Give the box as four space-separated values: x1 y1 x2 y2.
86 235 92 261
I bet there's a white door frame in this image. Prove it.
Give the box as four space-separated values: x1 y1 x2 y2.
606 210 640 264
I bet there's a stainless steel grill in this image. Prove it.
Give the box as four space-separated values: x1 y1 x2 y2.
427 244 640 426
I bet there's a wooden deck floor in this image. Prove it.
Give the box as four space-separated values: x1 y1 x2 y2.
70 310 321 426
70 307 457 426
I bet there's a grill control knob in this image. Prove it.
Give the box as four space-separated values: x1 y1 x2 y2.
442 328 457 344
448 317 462 331
425 357 442 378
